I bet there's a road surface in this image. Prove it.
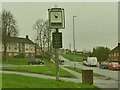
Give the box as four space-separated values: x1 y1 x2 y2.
59 55 119 81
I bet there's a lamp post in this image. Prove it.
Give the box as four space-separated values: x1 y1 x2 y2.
73 16 77 68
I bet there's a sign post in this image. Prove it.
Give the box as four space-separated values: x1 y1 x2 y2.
48 6 65 81
52 31 62 48
54 29 60 81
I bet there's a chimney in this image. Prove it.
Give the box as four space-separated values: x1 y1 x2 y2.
26 35 29 39
7 32 10 37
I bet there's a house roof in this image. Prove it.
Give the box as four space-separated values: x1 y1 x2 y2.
111 46 118 52
7 37 35 44
110 43 120 53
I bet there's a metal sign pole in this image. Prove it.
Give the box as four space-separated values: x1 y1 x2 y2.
55 28 60 81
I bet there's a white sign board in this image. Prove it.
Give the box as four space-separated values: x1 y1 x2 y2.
51 12 62 23
48 8 65 29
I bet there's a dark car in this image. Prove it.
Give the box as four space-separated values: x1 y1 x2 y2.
59 59 64 65
28 58 44 65
108 62 120 70
99 61 109 69
14 54 25 58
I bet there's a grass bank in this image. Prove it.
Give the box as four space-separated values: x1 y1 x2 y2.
2 73 100 89
60 52 86 62
2 56 53 65
2 58 29 65
3 66 76 78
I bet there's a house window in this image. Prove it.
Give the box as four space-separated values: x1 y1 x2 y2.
114 52 117 56
116 52 117 56
9 46 11 50
26 54 29 57
14 48 17 50
8 53 12 56
31 54 33 56
118 52 120 56
109 54 111 57
111 53 113 57
14 43 18 47
14 53 18 56
19 48 24 52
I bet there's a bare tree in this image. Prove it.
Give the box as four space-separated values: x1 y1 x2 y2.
1 10 18 60
0 15 2 41
33 19 52 52
42 21 48 49
33 19 45 50
43 20 53 54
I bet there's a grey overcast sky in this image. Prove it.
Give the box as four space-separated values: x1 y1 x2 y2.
2 2 118 51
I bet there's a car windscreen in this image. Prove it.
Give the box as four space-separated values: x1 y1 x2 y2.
112 62 119 65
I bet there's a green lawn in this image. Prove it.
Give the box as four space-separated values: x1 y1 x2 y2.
2 66 76 78
37 55 53 65
61 52 86 62
0 73 1 89
2 56 53 65
2 73 100 89
2 58 29 65
64 66 105 77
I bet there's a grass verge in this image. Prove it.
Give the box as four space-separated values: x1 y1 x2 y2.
60 52 86 62
2 65 76 78
2 56 53 65
2 58 29 65
64 66 105 77
2 73 100 89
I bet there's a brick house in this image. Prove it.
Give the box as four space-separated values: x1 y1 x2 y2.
109 43 120 62
2 35 36 57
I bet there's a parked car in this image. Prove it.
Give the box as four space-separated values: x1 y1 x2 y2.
28 58 44 65
14 54 25 58
99 61 109 69
108 62 120 70
59 59 64 65
82 59 87 66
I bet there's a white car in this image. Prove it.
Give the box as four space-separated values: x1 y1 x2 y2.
83 57 99 67
87 57 98 67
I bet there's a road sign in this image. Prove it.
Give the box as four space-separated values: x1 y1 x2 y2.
48 8 65 29
52 32 62 48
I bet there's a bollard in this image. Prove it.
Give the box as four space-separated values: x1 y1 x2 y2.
82 70 93 84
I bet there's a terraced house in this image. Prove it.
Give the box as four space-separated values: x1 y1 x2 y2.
2 35 36 57
109 43 120 62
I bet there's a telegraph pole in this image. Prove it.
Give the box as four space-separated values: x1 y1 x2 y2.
69 43 71 53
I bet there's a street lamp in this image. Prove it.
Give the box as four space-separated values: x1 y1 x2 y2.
73 16 77 68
